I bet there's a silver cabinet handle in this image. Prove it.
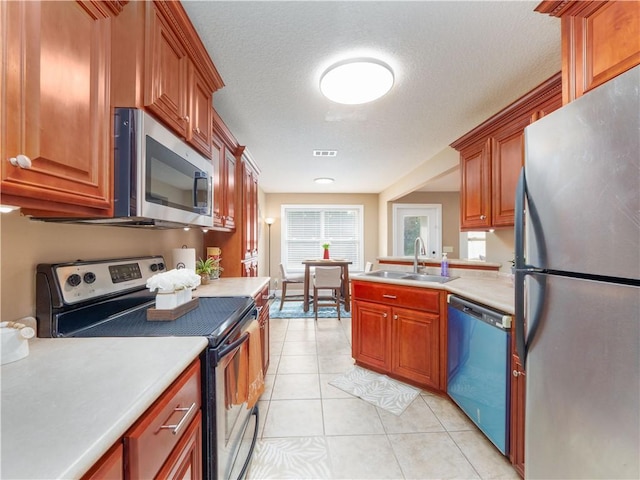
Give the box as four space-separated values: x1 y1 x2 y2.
480 214 487 220
382 294 397 299
9 154 32 169
159 402 197 435
182 115 190 123
193 126 200 134
382 313 387 318
512 370 525 377
393 314 398 320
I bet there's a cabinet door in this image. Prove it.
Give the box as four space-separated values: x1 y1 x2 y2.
82 442 123 480
491 117 528 227
1 0 112 216
187 64 213 158
144 4 188 136
212 137 225 228
391 306 440 389
510 352 526 477
562 1 640 103
460 139 491 230
225 150 236 230
352 301 391 371
155 411 202 480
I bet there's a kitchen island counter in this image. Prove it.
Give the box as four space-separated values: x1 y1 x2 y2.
0 336 207 479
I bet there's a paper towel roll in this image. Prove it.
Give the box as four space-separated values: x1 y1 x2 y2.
172 248 196 271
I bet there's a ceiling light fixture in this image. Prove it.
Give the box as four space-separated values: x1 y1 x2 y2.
320 58 394 105
314 177 335 185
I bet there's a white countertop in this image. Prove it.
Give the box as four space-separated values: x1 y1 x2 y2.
193 276 270 298
1 336 208 479
377 256 502 269
352 273 514 314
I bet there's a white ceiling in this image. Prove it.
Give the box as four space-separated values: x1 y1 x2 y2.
182 1 561 194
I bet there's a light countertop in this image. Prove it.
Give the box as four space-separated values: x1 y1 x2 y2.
193 276 270 298
352 273 514 314
377 256 502 269
0 336 208 479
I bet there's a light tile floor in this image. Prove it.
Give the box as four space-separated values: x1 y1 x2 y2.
247 316 519 480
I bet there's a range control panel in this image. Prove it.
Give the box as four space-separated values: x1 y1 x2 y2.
53 256 166 304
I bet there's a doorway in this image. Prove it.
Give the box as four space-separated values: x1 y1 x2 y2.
392 204 442 258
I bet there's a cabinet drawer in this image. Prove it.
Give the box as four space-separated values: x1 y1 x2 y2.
352 281 440 313
125 359 201 479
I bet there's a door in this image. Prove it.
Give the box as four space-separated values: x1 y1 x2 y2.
524 273 639 479
524 65 639 278
352 301 391 370
392 204 442 258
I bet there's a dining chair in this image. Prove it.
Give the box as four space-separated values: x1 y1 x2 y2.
279 263 304 310
313 266 343 321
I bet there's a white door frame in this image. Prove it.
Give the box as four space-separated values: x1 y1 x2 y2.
392 203 442 258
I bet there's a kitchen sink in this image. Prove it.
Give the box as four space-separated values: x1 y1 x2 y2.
364 270 409 279
363 270 456 284
402 273 456 284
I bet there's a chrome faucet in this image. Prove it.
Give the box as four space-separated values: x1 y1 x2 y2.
413 237 425 273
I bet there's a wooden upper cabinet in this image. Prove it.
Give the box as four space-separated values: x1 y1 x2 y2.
188 65 213 158
112 1 223 158
1 0 120 216
144 4 189 137
491 117 529 227
459 140 492 230
536 1 640 103
211 110 238 230
451 73 562 230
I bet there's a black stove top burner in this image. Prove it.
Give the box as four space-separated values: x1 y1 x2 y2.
67 296 254 347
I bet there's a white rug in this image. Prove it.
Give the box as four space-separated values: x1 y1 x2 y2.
329 366 420 416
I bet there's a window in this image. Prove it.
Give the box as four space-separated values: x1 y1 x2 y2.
465 231 486 260
281 205 364 272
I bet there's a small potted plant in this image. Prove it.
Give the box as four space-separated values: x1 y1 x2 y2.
322 241 331 259
209 257 224 279
195 257 215 285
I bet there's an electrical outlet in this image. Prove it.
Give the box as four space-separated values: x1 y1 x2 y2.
443 246 454 253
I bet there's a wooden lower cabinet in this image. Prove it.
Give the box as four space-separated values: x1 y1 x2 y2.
352 281 443 391
254 284 271 374
155 411 202 480
82 442 123 480
352 301 392 371
392 307 440 390
510 351 526 477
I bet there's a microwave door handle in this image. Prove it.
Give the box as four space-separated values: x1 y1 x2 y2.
193 171 209 214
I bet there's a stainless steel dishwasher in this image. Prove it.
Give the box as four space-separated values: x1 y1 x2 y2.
447 294 512 455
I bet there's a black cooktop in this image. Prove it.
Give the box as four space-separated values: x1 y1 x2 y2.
63 296 255 347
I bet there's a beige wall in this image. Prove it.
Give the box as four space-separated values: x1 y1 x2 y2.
391 191 460 259
377 147 459 255
262 193 378 290
0 212 203 323
486 228 515 272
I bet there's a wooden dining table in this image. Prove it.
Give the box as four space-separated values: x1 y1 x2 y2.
301 259 353 313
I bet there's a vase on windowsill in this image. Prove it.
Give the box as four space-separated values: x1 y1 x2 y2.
323 248 330 259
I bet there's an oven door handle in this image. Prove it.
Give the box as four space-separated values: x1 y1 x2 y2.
218 331 249 360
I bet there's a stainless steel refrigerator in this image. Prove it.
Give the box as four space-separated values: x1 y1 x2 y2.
515 65 639 479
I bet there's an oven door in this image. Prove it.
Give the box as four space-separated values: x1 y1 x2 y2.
216 324 259 480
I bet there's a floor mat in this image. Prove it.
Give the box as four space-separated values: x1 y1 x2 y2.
329 366 420 416
269 299 350 319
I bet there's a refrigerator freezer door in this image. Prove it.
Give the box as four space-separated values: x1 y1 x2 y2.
524 65 639 280
525 273 639 479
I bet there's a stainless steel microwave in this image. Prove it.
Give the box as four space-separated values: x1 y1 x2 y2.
110 107 213 228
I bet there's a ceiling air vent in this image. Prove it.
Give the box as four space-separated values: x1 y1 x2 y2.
313 150 337 157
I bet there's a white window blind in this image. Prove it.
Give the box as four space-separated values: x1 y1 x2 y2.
281 205 364 272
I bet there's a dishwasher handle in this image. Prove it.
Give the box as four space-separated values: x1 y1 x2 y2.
448 294 512 329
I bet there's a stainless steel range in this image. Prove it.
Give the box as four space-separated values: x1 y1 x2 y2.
35 255 259 480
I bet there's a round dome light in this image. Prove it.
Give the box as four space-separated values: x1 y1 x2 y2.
314 177 335 184
320 59 394 105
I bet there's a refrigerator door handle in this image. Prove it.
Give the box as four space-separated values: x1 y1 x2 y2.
515 167 548 366
515 168 528 362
